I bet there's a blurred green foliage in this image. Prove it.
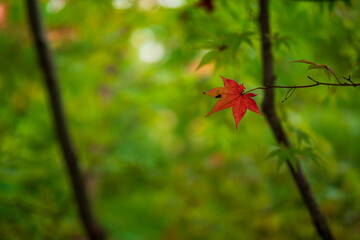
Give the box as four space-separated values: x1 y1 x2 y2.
1 0 360 239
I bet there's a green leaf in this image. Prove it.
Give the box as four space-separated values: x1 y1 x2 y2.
268 148 282 159
268 143 322 170
294 129 312 146
303 147 321 167
268 146 296 170
323 69 331 80
271 32 292 51
197 50 217 70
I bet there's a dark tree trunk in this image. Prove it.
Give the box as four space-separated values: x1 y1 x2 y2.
258 0 335 239
25 1 105 239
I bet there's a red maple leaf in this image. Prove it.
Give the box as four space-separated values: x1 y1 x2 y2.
204 76 262 129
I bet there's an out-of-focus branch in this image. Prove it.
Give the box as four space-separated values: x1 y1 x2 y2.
25 1 105 239
259 0 335 239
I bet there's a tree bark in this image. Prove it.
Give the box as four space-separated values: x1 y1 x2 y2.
258 0 335 239
25 1 105 239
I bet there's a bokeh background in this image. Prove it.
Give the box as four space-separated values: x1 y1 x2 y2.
1 0 360 239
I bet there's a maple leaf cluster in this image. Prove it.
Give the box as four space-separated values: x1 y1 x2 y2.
204 76 262 129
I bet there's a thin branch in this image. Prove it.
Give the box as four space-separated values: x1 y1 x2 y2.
25 1 105 239
243 75 358 95
343 75 355 85
282 88 296 102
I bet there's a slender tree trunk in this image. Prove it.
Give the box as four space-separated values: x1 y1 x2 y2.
258 0 334 239
25 1 105 239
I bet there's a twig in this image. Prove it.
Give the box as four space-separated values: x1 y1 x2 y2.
343 75 355 85
282 88 296 102
243 75 358 95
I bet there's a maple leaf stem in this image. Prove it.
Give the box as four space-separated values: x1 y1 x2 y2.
242 75 359 95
